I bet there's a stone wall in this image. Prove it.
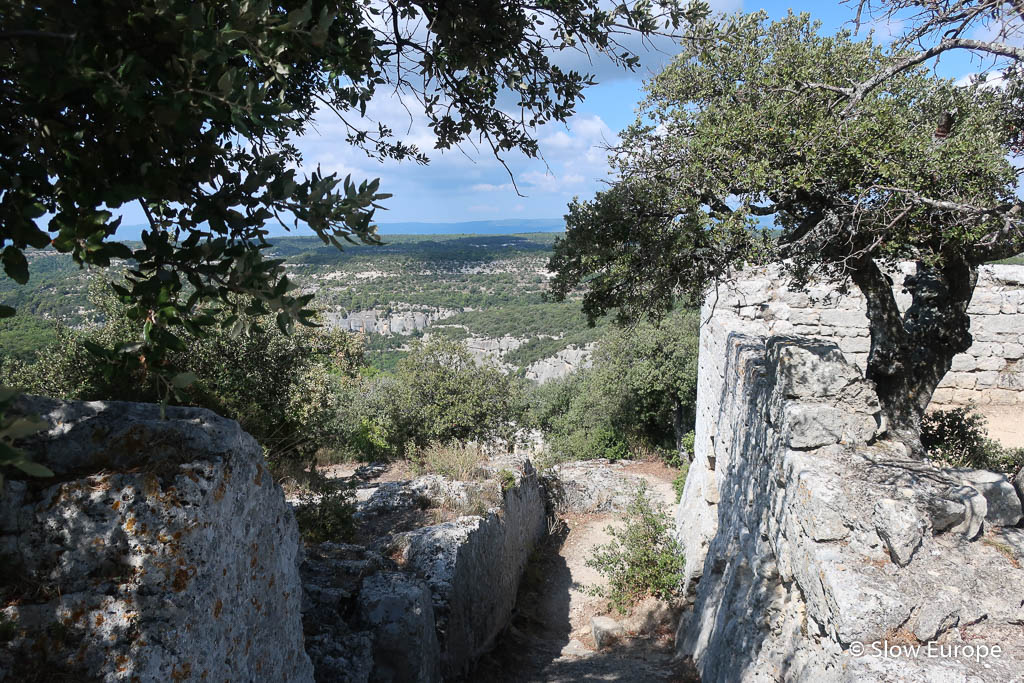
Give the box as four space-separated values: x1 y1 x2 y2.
706 263 1024 407
675 296 1024 681
302 458 547 681
0 397 312 682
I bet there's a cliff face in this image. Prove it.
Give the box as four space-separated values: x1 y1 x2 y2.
0 397 312 682
675 283 1024 681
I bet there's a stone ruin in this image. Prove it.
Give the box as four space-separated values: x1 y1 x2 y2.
713 263 1024 408
2 262 1023 682
0 397 546 682
674 267 1024 681
0 397 312 681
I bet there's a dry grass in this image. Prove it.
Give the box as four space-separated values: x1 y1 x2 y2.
981 536 1022 569
411 442 488 481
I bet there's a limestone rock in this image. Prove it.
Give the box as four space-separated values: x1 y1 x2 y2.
947 468 1024 527
922 495 966 533
0 397 313 682
676 319 1024 683
360 572 441 683
873 499 925 567
944 484 988 538
396 460 546 676
591 616 624 649
543 460 635 513
910 598 960 642
302 462 546 681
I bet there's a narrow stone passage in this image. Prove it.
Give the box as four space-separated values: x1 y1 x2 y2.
464 462 697 683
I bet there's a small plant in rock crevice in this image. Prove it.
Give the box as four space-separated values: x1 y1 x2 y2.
586 483 685 615
672 462 689 503
498 469 517 493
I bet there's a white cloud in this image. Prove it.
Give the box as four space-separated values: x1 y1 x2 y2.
471 182 516 192
955 71 1008 89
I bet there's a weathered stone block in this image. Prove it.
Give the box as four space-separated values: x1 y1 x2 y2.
359 572 441 683
0 397 313 682
591 616 624 649
873 499 925 566
947 469 1023 527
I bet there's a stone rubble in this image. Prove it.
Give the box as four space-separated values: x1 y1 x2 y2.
302 459 547 681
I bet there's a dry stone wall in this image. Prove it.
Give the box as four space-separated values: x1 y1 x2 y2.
0 397 312 682
301 458 548 681
708 263 1024 408
675 290 1024 682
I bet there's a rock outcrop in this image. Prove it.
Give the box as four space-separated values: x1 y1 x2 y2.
0 397 312 682
325 306 458 335
675 302 1024 681
525 344 594 384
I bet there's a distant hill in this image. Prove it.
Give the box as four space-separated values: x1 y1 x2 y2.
375 219 564 235
112 218 565 240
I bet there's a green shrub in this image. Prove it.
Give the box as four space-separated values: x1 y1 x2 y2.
530 310 699 466
498 468 517 492
673 462 689 502
293 483 356 545
586 484 685 614
921 407 1024 474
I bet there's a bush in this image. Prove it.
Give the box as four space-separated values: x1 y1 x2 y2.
2 283 366 474
530 310 699 465
673 462 689 503
586 484 685 614
293 479 357 545
921 407 1024 474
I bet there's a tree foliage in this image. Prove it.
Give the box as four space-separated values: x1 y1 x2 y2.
369 338 526 453
1 0 704 357
1 282 365 467
532 309 698 463
550 12 1018 438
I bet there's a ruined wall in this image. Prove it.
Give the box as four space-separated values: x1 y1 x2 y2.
675 291 1024 681
708 263 1024 407
302 458 548 681
0 397 312 682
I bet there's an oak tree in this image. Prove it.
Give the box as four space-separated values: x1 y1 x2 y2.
549 12 1019 442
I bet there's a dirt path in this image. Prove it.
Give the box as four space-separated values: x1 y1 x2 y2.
977 405 1024 449
466 460 695 683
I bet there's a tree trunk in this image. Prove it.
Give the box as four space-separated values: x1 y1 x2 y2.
850 256 977 450
672 399 692 463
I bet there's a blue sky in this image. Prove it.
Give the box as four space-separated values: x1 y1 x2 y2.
113 1 995 232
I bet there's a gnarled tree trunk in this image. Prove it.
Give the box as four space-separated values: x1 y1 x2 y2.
850 256 978 450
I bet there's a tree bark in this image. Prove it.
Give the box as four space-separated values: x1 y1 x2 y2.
672 399 692 463
850 256 978 450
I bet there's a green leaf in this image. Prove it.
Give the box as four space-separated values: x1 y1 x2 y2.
3 416 48 440
2 247 30 285
12 459 54 477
